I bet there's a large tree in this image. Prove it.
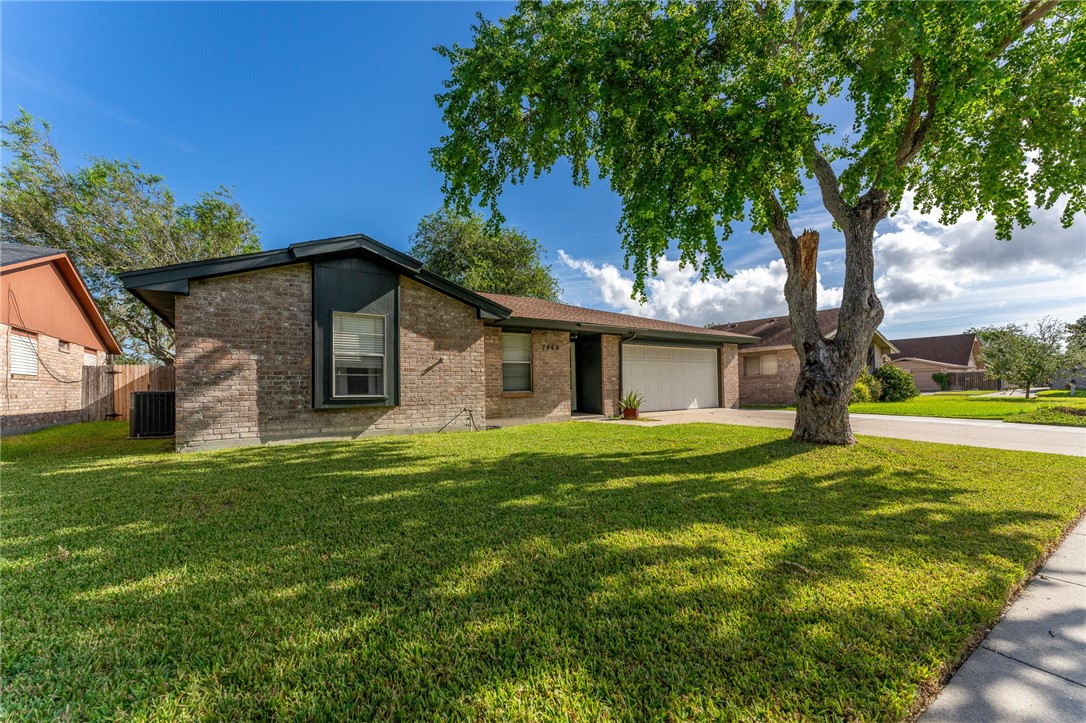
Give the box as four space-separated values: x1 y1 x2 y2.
409 209 561 300
433 0 1085 444
1 110 260 363
973 318 1069 398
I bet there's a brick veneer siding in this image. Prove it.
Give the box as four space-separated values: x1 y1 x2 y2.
720 344 740 408
484 328 571 426
0 323 105 435
173 265 486 451
738 348 801 407
601 335 622 416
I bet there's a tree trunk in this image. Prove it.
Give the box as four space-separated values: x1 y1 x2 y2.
767 187 887 445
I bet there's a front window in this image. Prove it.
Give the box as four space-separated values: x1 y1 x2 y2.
332 312 385 398
502 332 532 392
745 352 778 376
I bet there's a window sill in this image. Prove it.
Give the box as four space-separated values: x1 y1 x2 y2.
10 374 38 380
502 391 534 398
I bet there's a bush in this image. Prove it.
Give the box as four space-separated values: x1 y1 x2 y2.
850 381 873 404
932 372 950 391
857 371 882 401
874 365 921 402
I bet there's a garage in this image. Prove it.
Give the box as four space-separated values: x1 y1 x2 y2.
622 344 720 412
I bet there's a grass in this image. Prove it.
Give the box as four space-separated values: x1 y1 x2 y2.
3 422 1085 721
841 389 1086 423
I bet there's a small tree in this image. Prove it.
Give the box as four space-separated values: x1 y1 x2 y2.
873 365 920 402
1 110 260 363
409 210 561 300
973 318 1067 398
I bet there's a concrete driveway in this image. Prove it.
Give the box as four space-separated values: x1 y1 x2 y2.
606 408 1086 457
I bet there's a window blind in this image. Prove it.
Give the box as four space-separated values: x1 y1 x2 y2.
10 333 37 376
502 333 532 392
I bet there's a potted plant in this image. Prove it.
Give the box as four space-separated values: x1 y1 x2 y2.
620 390 645 420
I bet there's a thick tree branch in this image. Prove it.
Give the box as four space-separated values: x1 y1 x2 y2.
806 147 852 228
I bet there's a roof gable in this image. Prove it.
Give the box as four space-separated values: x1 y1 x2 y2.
889 333 979 366
712 309 840 349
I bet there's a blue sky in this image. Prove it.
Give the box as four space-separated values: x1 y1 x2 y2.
3 2 1083 338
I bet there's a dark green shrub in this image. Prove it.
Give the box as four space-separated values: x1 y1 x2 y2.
931 372 950 391
874 365 921 402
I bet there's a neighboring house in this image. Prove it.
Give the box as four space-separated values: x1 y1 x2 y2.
1 242 121 435
121 234 757 452
710 309 897 406
888 333 984 392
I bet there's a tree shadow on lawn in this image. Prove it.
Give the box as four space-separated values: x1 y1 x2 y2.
3 424 1080 720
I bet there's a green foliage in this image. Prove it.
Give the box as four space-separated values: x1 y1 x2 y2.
847 390 1086 425
857 371 882 401
972 317 1070 397
433 1 1085 295
931 372 951 391
1066 316 1086 366
0 110 260 363
4 422 1085 719
873 365 921 402
409 209 560 300
619 389 645 411
849 380 872 405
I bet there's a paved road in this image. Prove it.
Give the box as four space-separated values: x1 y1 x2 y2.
613 408 1086 456
920 519 1086 722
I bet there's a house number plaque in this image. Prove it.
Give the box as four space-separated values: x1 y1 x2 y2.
541 343 561 351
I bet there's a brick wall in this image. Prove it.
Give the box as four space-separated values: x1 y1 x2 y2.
0 323 103 435
173 264 487 451
720 343 740 409
738 348 800 406
600 334 622 416
484 328 571 426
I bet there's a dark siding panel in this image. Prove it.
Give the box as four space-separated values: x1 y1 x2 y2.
312 257 400 408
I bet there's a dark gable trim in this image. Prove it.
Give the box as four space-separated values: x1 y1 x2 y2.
120 233 510 327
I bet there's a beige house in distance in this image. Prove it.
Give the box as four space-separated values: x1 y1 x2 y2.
711 309 897 407
888 333 984 392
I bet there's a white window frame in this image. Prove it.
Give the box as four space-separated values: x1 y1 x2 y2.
331 311 387 399
502 332 533 393
745 352 778 377
10 331 38 377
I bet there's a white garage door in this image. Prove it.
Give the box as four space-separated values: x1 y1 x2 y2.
622 344 719 412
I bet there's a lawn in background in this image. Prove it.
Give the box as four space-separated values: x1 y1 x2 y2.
844 389 1086 423
3 422 1085 721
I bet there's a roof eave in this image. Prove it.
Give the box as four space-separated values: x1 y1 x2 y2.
492 316 757 345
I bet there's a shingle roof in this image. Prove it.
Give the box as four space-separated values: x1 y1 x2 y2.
889 333 978 366
478 292 758 342
1 242 65 267
711 309 841 349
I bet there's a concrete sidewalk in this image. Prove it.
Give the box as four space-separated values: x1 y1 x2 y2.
921 518 1086 722
600 408 1086 456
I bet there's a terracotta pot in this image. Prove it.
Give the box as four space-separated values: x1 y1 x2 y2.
622 408 640 420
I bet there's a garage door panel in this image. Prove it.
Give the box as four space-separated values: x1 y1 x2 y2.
622 344 719 412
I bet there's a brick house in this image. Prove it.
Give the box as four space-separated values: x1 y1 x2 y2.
888 333 984 392
121 234 756 452
711 309 897 406
1 242 121 435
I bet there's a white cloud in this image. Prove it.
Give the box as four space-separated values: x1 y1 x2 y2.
557 250 841 326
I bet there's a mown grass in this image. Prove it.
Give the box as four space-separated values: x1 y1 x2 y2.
3 422 1085 721
846 389 1086 423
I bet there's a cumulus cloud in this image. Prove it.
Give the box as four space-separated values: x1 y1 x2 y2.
557 250 841 326
558 193 1084 331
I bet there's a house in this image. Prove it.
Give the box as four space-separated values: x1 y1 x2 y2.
1 242 121 435
710 309 897 406
121 234 757 452
888 333 984 391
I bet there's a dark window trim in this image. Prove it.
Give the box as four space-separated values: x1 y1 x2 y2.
501 331 534 394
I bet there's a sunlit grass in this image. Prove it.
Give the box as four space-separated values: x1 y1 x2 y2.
845 389 1086 422
3 422 1084 721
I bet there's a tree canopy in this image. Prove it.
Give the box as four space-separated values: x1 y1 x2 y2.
1 110 260 363
409 209 561 300
973 317 1069 397
433 0 1085 444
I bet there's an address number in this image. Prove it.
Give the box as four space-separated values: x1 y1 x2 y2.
542 343 562 351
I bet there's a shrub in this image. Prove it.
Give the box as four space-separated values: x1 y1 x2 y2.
850 381 873 404
874 365 921 402
932 372 950 391
857 371 882 401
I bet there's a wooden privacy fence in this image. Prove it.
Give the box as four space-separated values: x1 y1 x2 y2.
946 370 1001 391
81 364 175 422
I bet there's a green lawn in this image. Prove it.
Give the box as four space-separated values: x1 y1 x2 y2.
841 389 1086 423
3 422 1085 721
